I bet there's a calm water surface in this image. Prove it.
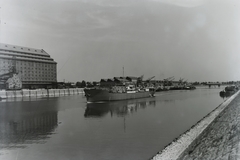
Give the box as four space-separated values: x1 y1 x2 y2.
0 87 228 160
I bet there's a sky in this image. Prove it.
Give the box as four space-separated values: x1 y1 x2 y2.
0 0 240 82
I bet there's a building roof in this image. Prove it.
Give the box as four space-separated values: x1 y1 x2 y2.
0 43 50 57
0 54 56 64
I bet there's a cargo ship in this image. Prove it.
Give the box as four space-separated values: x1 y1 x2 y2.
84 76 155 103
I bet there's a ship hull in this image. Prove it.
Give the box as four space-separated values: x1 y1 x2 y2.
84 88 155 102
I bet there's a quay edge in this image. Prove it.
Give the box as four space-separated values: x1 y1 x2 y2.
150 90 240 160
0 88 84 99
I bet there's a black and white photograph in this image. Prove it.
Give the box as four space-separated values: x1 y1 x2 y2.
0 0 240 159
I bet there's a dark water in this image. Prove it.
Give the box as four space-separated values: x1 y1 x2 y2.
0 87 227 160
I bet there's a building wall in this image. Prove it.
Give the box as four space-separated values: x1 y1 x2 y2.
0 43 57 88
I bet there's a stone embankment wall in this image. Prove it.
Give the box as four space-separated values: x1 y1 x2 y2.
178 91 240 159
151 91 240 160
0 88 84 99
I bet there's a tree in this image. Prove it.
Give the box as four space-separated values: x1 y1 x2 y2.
92 81 98 86
76 81 81 87
81 80 86 88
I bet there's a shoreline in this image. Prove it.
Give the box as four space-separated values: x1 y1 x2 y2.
150 90 240 160
0 88 84 99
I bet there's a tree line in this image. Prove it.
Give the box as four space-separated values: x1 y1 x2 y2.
75 80 98 88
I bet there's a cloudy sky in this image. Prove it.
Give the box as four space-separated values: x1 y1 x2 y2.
0 0 240 82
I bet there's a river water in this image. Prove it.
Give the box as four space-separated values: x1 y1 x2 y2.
0 86 228 160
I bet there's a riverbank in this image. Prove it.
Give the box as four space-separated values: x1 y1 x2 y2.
0 88 84 99
151 90 240 160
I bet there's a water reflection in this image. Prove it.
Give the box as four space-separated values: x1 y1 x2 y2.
0 96 58 102
0 102 58 150
84 98 156 118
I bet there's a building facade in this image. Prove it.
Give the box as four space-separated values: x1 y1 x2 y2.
0 43 57 89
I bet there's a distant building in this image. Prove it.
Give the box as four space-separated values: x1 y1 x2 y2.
0 43 57 89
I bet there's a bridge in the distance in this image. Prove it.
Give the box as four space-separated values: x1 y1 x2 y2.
206 83 221 88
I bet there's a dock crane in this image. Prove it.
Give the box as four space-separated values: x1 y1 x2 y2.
163 76 174 86
142 76 155 88
178 78 184 85
136 75 144 86
163 76 174 81
145 76 155 82
183 79 188 84
137 75 144 81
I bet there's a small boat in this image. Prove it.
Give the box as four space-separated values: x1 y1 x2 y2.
184 85 196 90
224 85 238 92
219 85 238 98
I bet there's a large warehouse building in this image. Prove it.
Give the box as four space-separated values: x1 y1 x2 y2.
0 43 57 89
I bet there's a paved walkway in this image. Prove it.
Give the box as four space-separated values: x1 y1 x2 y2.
179 92 240 160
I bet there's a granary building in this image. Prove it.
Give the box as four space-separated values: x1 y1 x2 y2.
0 43 57 89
